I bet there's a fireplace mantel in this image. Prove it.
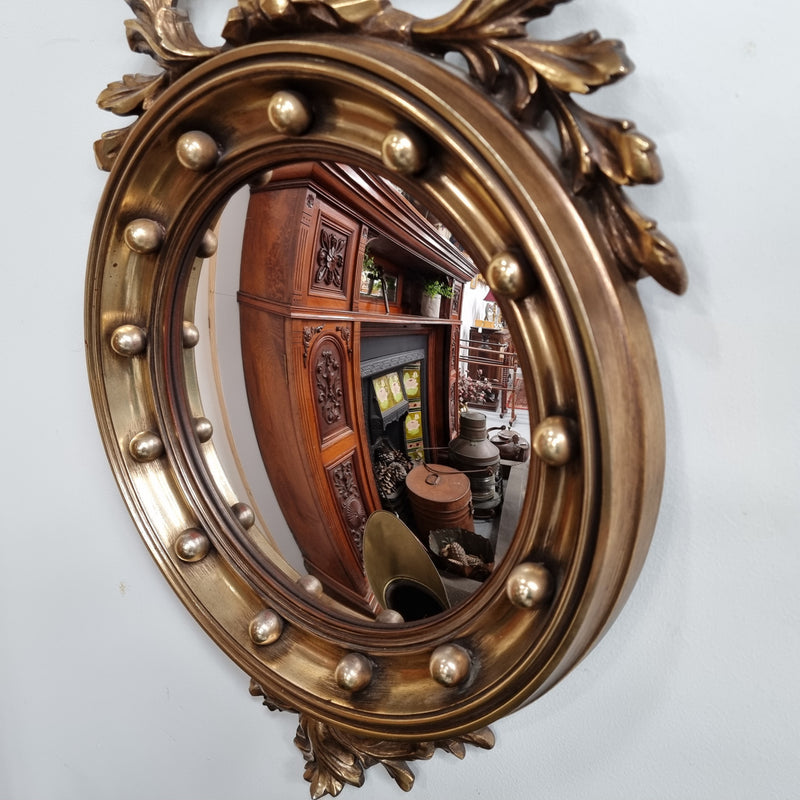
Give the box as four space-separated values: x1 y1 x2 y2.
238 163 469 611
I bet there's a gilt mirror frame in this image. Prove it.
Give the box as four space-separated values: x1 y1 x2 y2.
86 0 686 795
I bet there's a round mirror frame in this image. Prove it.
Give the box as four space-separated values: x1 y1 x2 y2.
86 1 686 793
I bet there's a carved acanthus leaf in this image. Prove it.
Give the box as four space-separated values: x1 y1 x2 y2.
249 678 298 713
526 88 686 292
594 182 688 294
223 0 390 46
125 0 221 69
491 32 630 114
251 679 493 796
411 12 630 115
400 1 685 292
97 72 167 117
549 91 662 192
93 125 137 171
436 726 496 756
294 712 494 798
411 0 570 39
95 1 221 169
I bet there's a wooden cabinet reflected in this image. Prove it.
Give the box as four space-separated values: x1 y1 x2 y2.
238 162 521 613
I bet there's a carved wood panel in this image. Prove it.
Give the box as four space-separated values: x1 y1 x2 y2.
327 457 368 554
315 347 344 425
308 200 359 304
314 227 347 290
309 333 351 443
449 326 460 434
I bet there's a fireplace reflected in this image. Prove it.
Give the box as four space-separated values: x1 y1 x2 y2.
202 160 530 618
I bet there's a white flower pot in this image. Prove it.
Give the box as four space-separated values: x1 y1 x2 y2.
420 294 441 318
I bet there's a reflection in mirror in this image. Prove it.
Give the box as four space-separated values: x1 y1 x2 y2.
192 162 530 621
191 186 306 576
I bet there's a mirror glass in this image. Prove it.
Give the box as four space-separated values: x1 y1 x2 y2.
189 162 532 621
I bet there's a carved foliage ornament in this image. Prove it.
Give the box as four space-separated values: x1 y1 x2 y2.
315 348 344 425
330 460 368 553
87 0 685 796
96 0 686 294
250 680 495 797
303 324 325 366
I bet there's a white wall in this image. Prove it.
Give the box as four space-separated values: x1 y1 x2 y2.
1 1 797 798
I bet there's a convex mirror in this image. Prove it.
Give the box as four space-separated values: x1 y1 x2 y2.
86 0 686 795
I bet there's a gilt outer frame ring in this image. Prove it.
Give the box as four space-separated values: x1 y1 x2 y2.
85 37 665 740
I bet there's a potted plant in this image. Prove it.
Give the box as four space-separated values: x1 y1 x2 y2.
362 250 380 292
362 250 394 313
420 277 452 318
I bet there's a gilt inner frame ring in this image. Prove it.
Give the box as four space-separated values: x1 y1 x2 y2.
86 37 664 740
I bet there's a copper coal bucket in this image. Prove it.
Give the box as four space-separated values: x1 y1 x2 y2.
405 463 474 540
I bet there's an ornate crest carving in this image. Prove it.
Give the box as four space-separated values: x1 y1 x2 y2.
96 0 686 295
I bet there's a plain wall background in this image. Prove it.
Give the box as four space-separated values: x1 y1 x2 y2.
1 1 798 798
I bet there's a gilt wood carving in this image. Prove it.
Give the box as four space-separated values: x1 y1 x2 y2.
95 0 686 296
